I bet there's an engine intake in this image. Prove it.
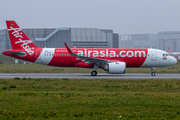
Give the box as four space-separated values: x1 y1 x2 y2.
103 62 126 74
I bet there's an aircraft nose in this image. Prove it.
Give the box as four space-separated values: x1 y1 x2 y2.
171 57 177 65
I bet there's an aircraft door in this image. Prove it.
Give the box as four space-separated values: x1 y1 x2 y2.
151 50 157 61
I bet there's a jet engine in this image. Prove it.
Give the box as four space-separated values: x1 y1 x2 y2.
103 62 126 74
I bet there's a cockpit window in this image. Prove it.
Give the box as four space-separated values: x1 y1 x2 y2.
163 54 168 56
163 53 167 60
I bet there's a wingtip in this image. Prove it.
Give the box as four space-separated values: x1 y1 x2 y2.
64 43 67 46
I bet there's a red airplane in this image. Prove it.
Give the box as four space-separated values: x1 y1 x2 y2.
2 20 177 76
168 47 180 56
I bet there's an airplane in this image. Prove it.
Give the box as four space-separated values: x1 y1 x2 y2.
2 20 177 76
168 47 180 56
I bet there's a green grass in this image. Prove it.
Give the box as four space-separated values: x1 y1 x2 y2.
0 59 180 73
0 78 180 119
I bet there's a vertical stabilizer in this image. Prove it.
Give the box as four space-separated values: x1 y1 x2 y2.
6 20 40 53
168 47 173 53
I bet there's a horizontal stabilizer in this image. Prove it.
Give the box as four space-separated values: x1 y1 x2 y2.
5 51 27 57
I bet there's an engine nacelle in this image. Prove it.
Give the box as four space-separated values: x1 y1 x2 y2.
103 62 126 74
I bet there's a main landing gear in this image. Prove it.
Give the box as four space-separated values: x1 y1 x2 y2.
91 64 99 76
91 71 97 76
151 67 156 76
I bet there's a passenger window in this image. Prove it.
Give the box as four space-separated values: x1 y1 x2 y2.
62 54 63 56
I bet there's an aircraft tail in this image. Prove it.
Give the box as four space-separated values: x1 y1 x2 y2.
6 20 40 51
168 47 173 53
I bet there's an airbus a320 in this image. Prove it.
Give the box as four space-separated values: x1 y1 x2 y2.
2 20 177 76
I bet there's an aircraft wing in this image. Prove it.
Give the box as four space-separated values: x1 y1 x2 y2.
64 43 115 66
168 52 180 56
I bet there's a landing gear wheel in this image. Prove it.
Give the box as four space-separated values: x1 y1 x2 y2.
151 67 155 76
91 71 97 76
151 72 155 76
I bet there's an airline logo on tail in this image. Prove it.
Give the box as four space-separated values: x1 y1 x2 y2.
168 47 173 53
7 21 35 56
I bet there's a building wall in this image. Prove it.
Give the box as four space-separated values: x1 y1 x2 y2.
158 31 180 52
71 28 106 42
100 29 113 48
0 29 7 53
119 34 158 48
119 35 132 48
71 28 109 48
113 33 119 48
72 41 108 48
35 28 71 48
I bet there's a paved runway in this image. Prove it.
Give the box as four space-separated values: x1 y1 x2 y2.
0 73 179 79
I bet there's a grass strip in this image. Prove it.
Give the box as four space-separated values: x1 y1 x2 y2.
0 78 180 119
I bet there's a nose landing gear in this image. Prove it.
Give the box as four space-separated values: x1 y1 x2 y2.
151 67 156 76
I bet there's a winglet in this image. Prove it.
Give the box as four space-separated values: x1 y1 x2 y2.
64 43 75 55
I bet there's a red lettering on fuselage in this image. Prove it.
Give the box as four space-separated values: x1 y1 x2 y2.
49 48 148 68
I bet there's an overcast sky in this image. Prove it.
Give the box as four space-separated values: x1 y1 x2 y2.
0 0 180 34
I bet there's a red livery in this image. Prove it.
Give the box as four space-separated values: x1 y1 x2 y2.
3 20 177 76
